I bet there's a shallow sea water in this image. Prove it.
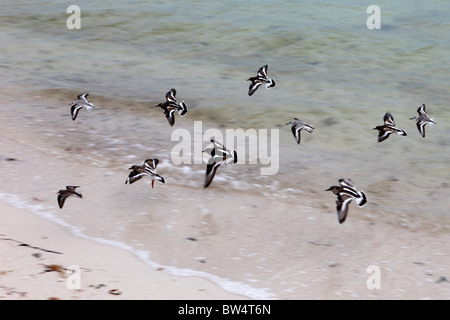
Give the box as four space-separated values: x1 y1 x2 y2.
2 0 449 224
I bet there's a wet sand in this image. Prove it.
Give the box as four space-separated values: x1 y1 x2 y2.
1 128 449 299
0 200 248 300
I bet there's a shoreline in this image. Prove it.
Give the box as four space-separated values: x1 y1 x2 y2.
1 85 449 235
0 199 248 300
2 180 450 300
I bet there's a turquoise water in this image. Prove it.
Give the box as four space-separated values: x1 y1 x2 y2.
1 1 450 225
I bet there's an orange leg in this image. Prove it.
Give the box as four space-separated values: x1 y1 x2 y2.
152 180 155 188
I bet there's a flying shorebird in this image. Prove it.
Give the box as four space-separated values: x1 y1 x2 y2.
125 158 165 188
326 178 367 224
57 185 83 209
154 88 188 126
247 65 276 96
285 118 315 144
410 104 436 138
69 93 95 121
373 112 407 143
202 137 238 189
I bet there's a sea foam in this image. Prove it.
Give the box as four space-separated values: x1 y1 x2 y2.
0 192 276 300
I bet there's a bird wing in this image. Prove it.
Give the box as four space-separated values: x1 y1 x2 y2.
204 161 222 188
164 108 176 126
336 194 353 224
377 127 392 142
57 191 69 209
78 93 89 103
291 125 302 144
125 170 146 184
418 104 426 114
383 112 395 127
417 121 426 138
144 159 159 171
248 80 263 96
71 104 82 121
166 88 177 103
258 65 268 79
339 178 354 189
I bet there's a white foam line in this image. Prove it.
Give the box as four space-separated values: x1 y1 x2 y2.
0 192 276 300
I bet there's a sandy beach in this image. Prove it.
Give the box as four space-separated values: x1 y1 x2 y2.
0 200 250 300
1 106 449 300
2 197 257 300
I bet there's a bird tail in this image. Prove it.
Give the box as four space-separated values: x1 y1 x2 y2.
178 101 188 116
355 191 367 207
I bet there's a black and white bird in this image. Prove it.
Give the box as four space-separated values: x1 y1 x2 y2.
410 104 436 138
326 178 367 224
155 88 188 126
203 137 238 189
373 112 407 143
70 93 95 121
125 158 165 188
247 65 276 96
57 185 83 209
285 118 315 144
